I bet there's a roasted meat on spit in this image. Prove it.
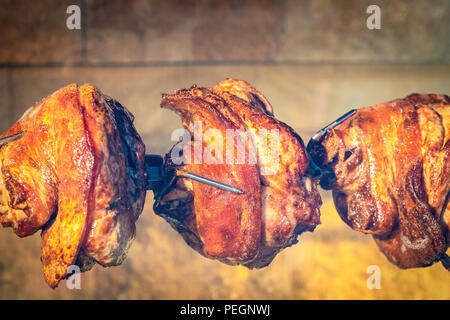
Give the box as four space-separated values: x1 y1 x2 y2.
309 94 450 270
4 79 445 290
0 84 146 288
155 79 322 268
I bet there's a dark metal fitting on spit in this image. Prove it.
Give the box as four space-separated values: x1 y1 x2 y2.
306 109 357 180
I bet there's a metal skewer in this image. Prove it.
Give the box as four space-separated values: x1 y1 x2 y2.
310 109 357 142
306 109 357 179
176 170 244 194
0 111 356 195
2 110 354 195
0 131 24 147
0 133 243 195
0 131 244 194
144 155 244 195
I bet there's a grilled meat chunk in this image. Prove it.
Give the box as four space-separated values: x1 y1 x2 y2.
310 94 450 270
155 79 321 268
0 84 146 288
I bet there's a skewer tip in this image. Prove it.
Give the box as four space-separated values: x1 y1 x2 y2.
0 131 25 147
177 170 244 195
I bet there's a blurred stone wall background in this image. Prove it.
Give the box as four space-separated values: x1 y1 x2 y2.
0 0 449 299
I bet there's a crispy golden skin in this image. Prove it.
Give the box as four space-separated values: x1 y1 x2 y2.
213 78 274 115
79 91 146 268
160 86 262 263
212 80 321 250
310 94 449 270
0 84 146 288
156 79 321 268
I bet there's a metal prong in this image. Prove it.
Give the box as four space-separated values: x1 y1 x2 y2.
310 109 357 141
0 131 24 147
176 170 244 194
306 109 357 179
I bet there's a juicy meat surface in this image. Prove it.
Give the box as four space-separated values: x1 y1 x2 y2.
0 84 146 288
310 94 450 270
155 78 321 268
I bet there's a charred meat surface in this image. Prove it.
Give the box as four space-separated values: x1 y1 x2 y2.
0 84 146 288
310 94 450 270
155 78 322 268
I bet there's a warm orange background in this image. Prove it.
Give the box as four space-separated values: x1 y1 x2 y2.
0 0 449 299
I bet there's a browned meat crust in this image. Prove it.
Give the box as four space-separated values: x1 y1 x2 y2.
155 79 322 268
310 94 450 270
0 84 146 288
